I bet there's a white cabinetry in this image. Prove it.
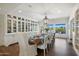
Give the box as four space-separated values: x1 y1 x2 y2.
0 14 38 56
70 8 79 55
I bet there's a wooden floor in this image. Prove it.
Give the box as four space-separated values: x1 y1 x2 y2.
38 38 77 56
0 38 77 56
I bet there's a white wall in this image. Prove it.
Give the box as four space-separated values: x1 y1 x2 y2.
0 14 5 46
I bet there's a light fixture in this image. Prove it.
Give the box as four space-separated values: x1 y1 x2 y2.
43 16 48 24
57 10 61 14
43 12 48 24
18 10 22 13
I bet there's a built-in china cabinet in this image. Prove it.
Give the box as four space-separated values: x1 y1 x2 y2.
0 14 39 56
70 8 79 55
7 14 38 33
0 14 38 46
74 8 79 55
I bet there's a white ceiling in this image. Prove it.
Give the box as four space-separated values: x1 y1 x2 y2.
0 3 76 20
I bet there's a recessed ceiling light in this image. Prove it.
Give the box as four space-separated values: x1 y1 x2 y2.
18 10 22 13
57 10 61 14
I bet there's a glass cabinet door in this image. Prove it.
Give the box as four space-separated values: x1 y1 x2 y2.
35 23 37 31
27 20 30 31
7 19 12 33
18 21 21 32
31 21 33 31
74 25 79 52
28 23 30 31
13 20 17 32
22 22 24 32
26 22 27 32
18 17 21 20
75 20 79 50
74 9 79 51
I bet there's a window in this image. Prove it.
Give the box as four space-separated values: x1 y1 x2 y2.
48 24 54 30
55 24 66 34
48 24 66 34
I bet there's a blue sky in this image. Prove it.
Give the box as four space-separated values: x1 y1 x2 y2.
48 24 65 28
